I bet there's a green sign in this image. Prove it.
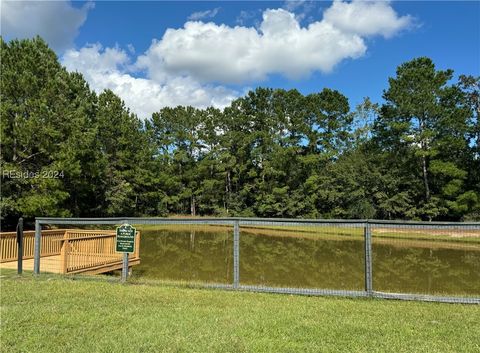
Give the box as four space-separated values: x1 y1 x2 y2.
116 224 136 253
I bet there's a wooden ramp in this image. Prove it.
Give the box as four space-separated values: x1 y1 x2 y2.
0 229 140 275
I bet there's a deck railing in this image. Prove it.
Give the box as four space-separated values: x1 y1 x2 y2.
1 229 141 274
60 230 141 274
0 230 66 263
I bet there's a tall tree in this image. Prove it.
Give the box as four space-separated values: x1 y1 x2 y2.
375 57 471 220
95 90 151 216
0 37 96 225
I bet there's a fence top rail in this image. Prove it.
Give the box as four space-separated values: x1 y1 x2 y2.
34 217 480 227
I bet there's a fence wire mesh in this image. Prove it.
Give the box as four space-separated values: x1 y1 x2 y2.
129 223 234 287
238 222 365 292
371 222 480 303
1 217 479 304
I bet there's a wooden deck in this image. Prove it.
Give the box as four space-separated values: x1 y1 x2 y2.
0 229 140 275
0 255 140 275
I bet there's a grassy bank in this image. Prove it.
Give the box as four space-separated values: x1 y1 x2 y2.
1 273 479 353
133 224 480 253
29 221 480 245
135 223 480 244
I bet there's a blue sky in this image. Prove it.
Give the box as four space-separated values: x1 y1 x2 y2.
2 1 479 119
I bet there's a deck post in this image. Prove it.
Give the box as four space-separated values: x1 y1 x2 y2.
60 233 69 274
233 220 240 289
16 217 23 275
134 231 141 259
33 219 41 274
364 221 373 296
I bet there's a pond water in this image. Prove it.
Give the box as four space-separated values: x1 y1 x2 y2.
134 227 480 296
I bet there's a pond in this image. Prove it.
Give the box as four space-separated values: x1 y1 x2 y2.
133 226 480 296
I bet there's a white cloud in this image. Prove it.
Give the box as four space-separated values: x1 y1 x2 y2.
188 8 220 21
127 44 136 54
0 0 93 52
137 2 412 85
60 1 413 118
323 0 413 38
63 44 130 73
62 45 238 119
282 1 316 22
283 1 306 12
235 9 261 26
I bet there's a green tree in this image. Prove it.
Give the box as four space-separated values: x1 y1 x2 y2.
95 90 152 216
375 57 472 220
0 37 96 224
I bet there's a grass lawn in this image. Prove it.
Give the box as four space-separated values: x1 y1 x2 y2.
1 273 479 353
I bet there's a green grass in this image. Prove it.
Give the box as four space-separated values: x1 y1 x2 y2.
1 273 479 353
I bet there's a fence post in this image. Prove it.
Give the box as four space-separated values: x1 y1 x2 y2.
364 221 373 296
233 220 240 289
34 219 41 274
16 217 24 275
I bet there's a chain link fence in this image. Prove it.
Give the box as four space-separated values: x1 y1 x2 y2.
2 217 478 304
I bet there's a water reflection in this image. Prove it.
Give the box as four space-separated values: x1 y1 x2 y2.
135 228 480 296
373 245 480 295
135 229 233 283
239 233 364 289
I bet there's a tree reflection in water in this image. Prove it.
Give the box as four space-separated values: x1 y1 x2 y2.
135 228 480 296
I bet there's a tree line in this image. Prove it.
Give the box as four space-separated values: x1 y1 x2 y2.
1 37 479 227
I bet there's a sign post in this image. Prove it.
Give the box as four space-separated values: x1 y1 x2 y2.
116 224 136 282
122 253 129 282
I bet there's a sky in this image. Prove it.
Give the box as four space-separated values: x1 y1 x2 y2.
1 1 479 120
